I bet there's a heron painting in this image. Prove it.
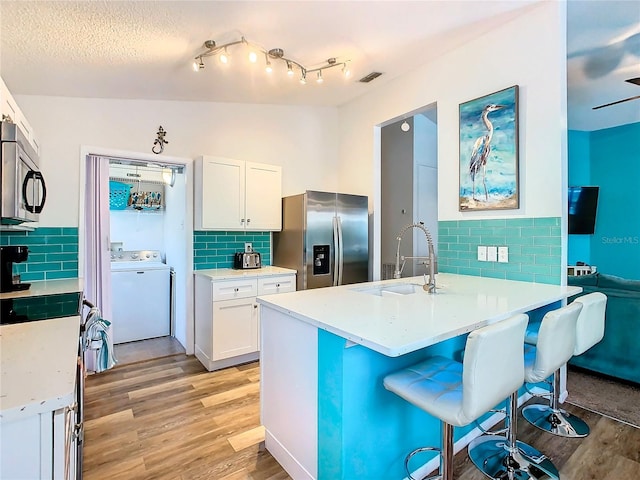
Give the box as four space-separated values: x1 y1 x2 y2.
459 85 519 211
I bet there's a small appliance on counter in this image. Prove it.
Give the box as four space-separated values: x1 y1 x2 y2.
234 251 261 269
1 245 30 292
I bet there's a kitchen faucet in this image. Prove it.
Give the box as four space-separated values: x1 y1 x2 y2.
394 222 437 293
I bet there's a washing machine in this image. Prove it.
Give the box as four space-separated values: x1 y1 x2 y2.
110 250 171 344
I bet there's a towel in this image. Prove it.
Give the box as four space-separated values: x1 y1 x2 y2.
84 307 117 373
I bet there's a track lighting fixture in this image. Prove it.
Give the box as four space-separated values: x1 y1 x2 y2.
193 36 351 85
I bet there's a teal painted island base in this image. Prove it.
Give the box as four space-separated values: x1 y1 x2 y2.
258 274 580 479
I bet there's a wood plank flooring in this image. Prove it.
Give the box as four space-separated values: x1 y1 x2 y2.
84 353 640 479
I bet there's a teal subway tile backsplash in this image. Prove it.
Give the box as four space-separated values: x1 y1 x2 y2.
193 231 271 270
438 217 562 284
0 227 79 281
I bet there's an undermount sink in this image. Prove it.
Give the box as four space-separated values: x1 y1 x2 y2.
353 282 421 297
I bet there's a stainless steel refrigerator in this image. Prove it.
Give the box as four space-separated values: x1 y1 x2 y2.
273 191 369 290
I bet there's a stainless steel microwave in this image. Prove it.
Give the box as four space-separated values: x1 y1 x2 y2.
1 121 46 225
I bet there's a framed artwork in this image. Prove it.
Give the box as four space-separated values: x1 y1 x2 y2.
459 85 519 211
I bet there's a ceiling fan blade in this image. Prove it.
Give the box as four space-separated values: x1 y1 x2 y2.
592 95 640 110
626 77 640 86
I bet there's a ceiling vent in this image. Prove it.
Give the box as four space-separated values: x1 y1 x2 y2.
358 72 383 83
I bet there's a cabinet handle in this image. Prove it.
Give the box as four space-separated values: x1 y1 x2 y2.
241 218 245 224
254 304 258 309
247 218 251 224
276 283 280 288
234 288 239 292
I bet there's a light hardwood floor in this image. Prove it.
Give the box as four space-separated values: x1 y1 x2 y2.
84 345 640 479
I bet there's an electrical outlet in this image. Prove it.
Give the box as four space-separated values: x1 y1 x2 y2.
498 246 509 263
477 246 487 262
487 246 498 262
244 242 253 253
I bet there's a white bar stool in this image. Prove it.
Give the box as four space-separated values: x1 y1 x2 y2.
522 292 607 437
467 303 584 480
383 314 527 480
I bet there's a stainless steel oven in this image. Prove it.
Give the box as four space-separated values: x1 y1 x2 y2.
1 121 46 225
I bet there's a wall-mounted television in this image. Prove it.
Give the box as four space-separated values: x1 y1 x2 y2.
568 186 599 234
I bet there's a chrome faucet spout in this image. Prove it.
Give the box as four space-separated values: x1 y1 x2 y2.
394 222 437 293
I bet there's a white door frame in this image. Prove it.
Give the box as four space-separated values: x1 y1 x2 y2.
78 145 195 354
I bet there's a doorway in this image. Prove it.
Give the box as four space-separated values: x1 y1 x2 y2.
80 147 194 358
379 105 438 279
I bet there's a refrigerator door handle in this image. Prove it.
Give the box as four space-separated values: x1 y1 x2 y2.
332 216 339 286
336 216 344 286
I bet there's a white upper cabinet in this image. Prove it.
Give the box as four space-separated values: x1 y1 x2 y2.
0 77 40 155
245 161 282 231
194 156 282 231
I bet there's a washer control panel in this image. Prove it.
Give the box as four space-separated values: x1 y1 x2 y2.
110 250 163 262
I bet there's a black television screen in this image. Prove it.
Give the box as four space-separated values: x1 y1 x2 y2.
568 186 599 234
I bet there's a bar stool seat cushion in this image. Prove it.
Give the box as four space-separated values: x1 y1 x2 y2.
524 302 583 384
384 315 528 427
573 292 607 355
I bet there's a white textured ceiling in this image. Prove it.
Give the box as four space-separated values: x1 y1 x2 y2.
1 1 639 131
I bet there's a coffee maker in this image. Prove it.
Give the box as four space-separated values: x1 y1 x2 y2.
1 245 30 292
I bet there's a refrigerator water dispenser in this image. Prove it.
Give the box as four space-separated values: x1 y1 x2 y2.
313 245 330 275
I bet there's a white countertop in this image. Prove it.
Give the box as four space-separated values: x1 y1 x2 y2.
0 278 84 300
195 266 297 281
0 315 80 422
257 273 582 357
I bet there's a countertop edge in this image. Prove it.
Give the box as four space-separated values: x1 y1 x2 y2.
195 266 297 280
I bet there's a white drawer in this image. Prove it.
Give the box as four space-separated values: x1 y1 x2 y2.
212 279 257 301
258 275 296 296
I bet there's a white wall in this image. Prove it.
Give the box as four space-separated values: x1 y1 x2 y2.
15 96 341 227
336 1 567 222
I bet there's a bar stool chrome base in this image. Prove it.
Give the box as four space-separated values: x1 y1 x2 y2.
522 404 589 438
468 436 560 480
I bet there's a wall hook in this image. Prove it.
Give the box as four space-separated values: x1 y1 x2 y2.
152 126 169 154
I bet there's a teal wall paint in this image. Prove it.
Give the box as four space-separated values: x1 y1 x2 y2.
193 231 271 270
317 330 471 478
567 130 592 265
589 123 640 280
316 326 551 478
438 217 561 285
0 227 79 280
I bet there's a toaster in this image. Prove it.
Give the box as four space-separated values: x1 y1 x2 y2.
234 251 261 269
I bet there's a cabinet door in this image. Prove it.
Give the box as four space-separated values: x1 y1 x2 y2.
0 411 54 479
212 297 258 360
196 156 245 230
245 162 282 231
0 77 19 123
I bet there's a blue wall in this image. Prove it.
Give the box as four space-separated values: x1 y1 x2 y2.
0 227 79 280
589 123 640 280
193 231 271 270
567 130 592 265
438 217 562 285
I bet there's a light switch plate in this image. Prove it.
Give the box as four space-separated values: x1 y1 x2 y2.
244 242 253 253
487 246 498 262
477 246 487 262
498 246 509 263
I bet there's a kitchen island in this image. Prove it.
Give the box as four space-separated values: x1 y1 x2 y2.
0 278 83 479
257 273 581 479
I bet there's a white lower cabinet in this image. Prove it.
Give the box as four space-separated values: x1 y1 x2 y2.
211 297 259 360
195 271 296 371
0 405 75 480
